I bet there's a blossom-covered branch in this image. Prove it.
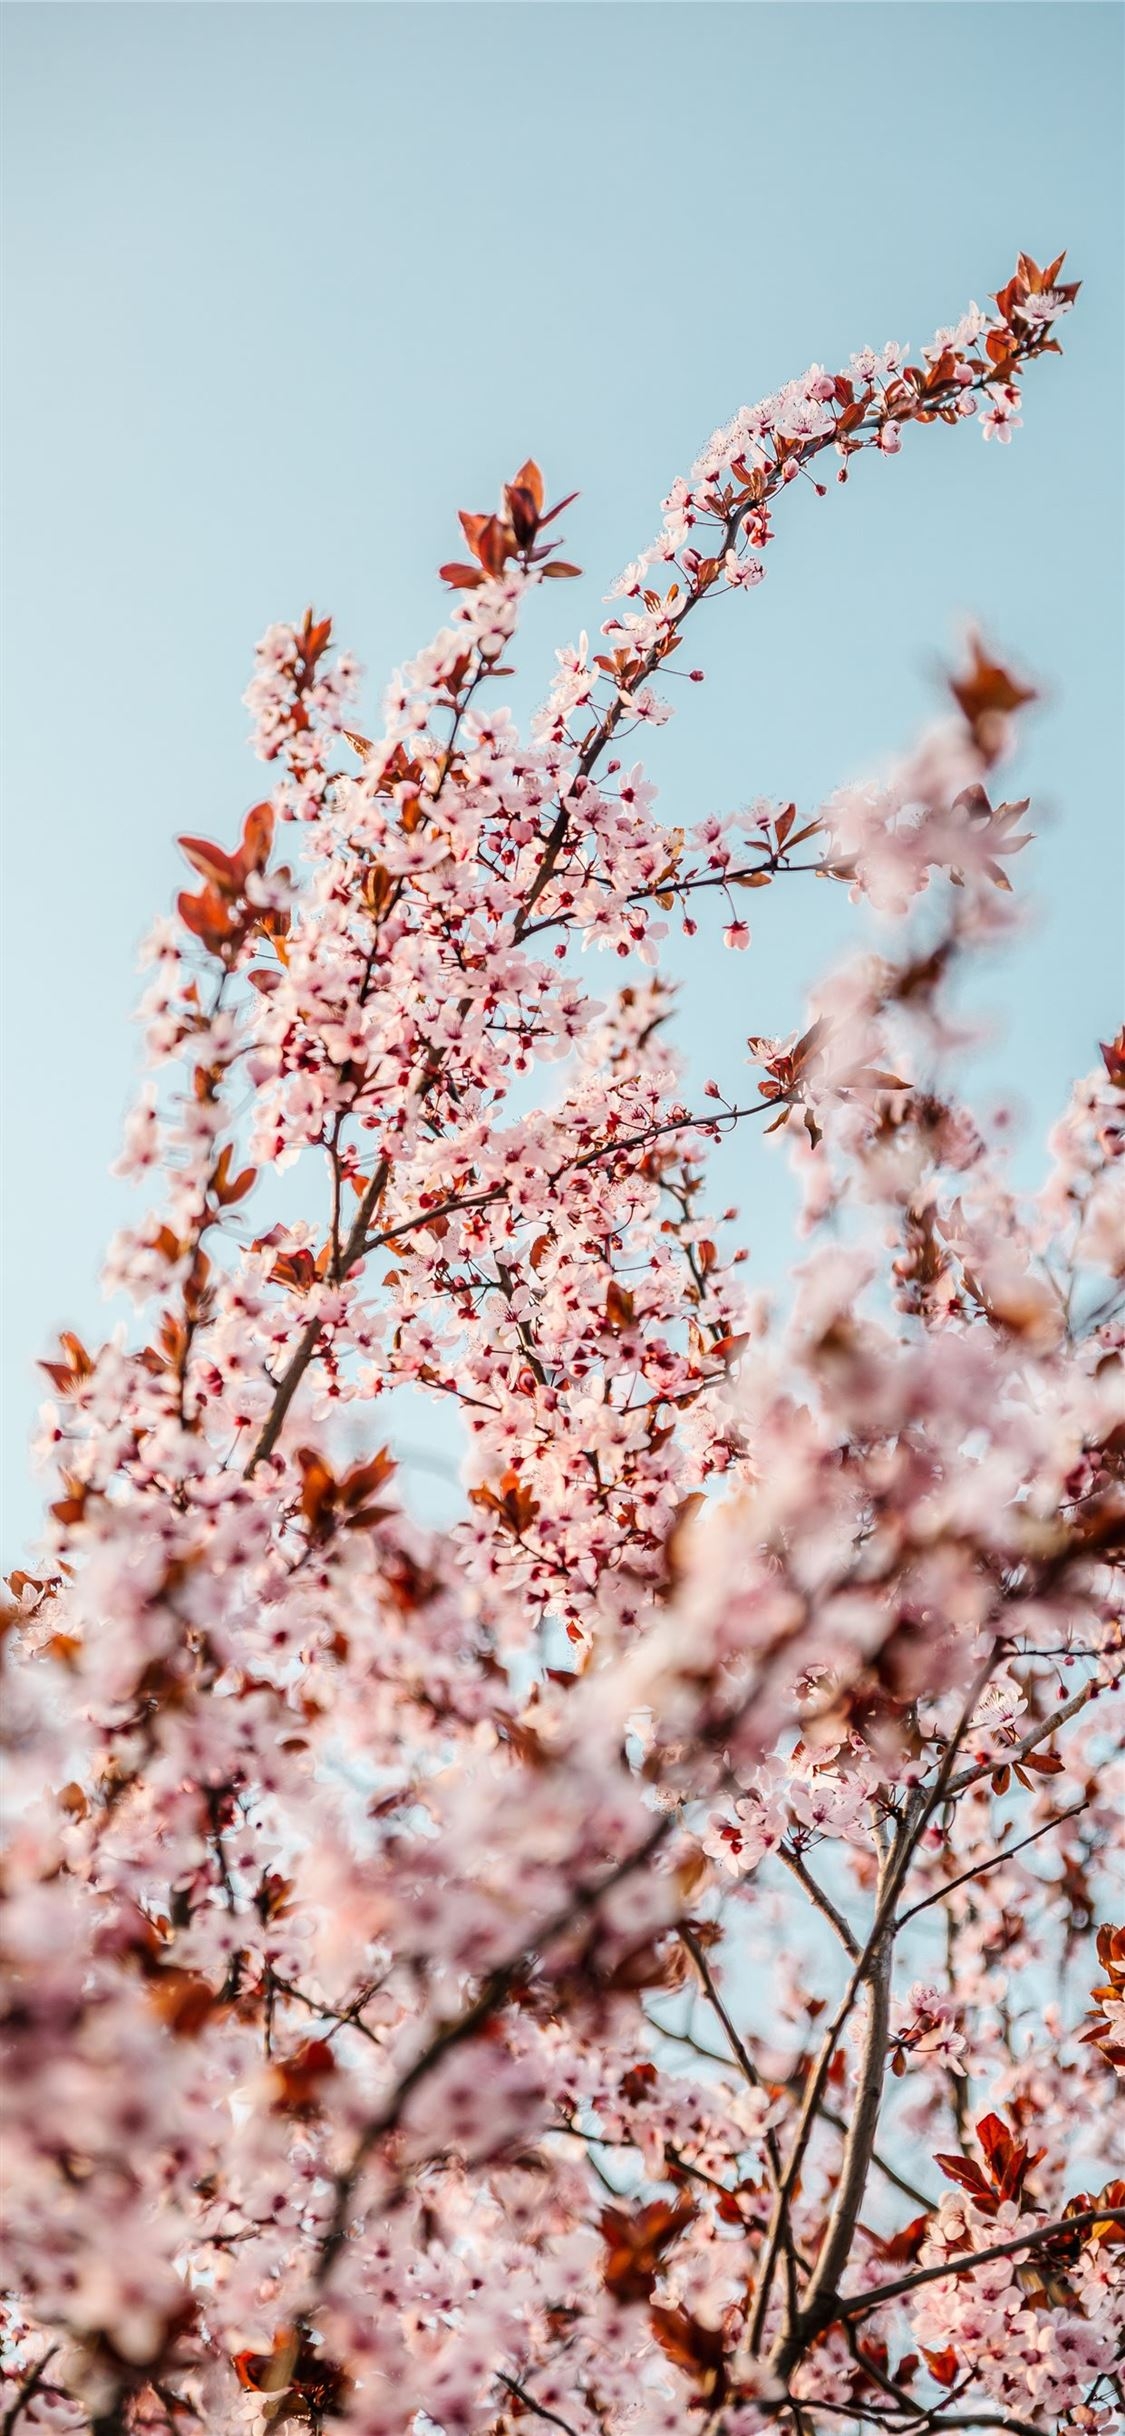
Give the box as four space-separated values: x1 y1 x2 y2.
3 249 1123 2436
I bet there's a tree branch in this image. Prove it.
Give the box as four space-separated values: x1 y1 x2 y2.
744 1650 998 2362
894 1798 1088 1929
770 1863 895 2377
311 1813 671 2291
358 1096 773 1262
829 2205 1125 2326
678 1922 802 2314
496 2372 581 2435
942 1682 1098 1798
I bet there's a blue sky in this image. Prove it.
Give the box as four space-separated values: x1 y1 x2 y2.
2 2 1122 1549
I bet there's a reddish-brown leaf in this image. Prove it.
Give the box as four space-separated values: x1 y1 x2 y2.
178 835 241 894
269 2038 337 2116
600 2196 695 2302
648 2304 726 2399
605 1280 636 1332
510 458 544 513
922 2347 961 2389
237 800 274 879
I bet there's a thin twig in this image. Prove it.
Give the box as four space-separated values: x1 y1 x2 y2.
359 1096 773 1259
894 1798 1088 1928
780 1843 862 1959
678 1922 802 2320
678 1923 769 2095
497 2372 580 2434
2 2349 60 2436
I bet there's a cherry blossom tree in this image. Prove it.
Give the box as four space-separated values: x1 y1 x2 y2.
3 248 1122 2436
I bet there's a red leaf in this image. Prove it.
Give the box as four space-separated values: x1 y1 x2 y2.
178 885 240 954
301 612 333 662
648 2305 726 2398
922 2347 960 2389
935 2152 993 2202
872 2213 931 2264
511 458 544 513
269 2037 337 2115
949 636 1037 746
505 483 541 547
39 1331 95 1395
338 1448 397 1510
600 2197 695 2302
178 835 241 895
604 1280 636 1331
537 489 579 530
237 800 274 879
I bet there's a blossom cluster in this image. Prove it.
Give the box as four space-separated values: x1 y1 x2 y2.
3 252 1122 2436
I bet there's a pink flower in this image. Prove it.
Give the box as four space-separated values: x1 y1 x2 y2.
981 392 1022 442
